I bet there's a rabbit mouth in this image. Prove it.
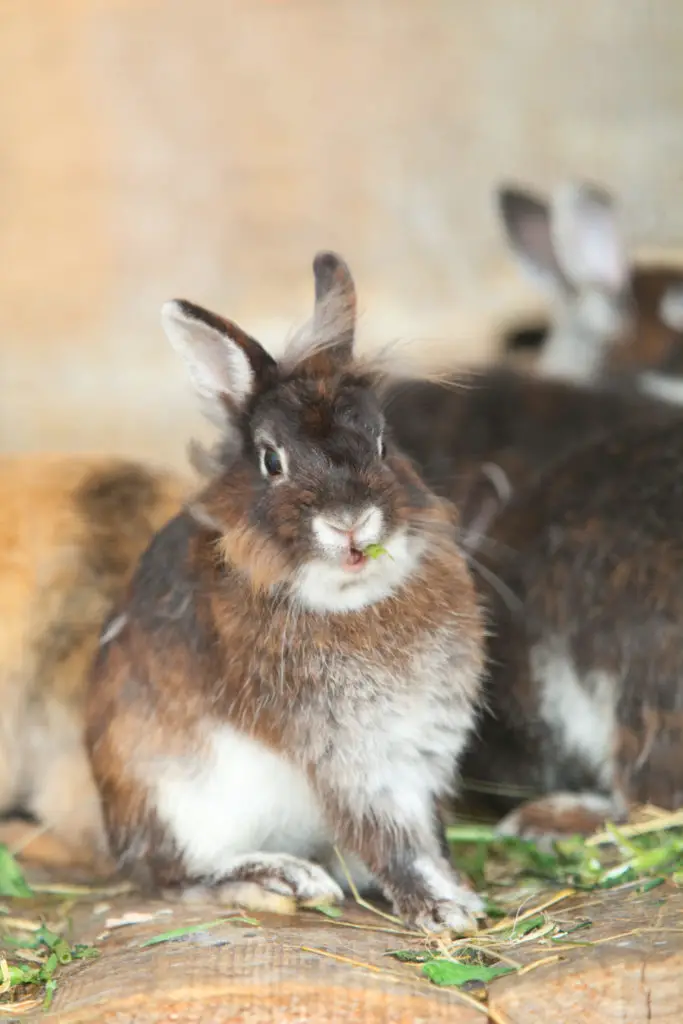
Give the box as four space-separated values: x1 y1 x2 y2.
341 547 368 573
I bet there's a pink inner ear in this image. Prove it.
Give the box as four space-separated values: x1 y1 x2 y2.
515 213 556 272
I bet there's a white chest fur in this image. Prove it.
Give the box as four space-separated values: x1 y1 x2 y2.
296 626 479 827
151 725 331 879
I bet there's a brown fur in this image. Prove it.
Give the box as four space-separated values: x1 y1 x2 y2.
607 266 683 376
0 454 190 872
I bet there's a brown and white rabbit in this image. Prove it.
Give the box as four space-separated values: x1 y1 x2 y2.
0 454 189 872
499 180 683 397
85 253 487 931
461 414 683 842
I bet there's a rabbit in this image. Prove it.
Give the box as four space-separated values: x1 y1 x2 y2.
84 252 489 933
0 454 189 873
460 413 683 843
498 180 683 397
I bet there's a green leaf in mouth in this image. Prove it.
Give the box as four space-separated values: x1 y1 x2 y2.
363 543 391 560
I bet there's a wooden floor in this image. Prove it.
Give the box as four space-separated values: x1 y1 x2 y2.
29 880 681 1024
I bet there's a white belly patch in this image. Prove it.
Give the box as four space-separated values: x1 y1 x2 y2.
151 724 331 879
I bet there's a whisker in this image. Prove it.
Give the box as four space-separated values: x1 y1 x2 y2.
465 553 522 614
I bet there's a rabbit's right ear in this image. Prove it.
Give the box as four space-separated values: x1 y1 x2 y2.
162 300 276 420
550 182 629 292
660 281 683 331
497 184 561 288
306 251 357 370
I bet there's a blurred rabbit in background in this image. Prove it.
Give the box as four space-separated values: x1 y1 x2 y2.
0 455 190 873
498 180 683 397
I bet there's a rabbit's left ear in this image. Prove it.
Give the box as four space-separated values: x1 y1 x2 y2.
497 183 561 289
162 300 276 420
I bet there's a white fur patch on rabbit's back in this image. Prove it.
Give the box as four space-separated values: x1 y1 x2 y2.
151 724 331 879
531 638 617 789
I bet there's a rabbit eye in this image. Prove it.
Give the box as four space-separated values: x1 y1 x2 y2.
261 445 284 478
379 436 387 459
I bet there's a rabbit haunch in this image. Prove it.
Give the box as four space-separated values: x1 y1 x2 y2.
86 252 486 933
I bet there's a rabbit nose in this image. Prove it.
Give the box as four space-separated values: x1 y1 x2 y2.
323 521 358 545
321 508 379 545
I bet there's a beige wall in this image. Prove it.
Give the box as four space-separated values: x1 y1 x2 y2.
2 0 683 468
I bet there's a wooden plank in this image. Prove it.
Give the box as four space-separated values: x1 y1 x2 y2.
42 887 683 1023
47 904 483 1023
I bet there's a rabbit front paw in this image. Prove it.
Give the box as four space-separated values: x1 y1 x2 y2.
168 852 345 916
390 855 484 934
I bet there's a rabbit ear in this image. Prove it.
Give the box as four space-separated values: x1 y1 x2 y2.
550 182 629 292
161 300 276 419
497 184 562 289
659 281 683 331
312 251 357 364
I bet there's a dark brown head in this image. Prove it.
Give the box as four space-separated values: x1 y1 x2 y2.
162 252 447 613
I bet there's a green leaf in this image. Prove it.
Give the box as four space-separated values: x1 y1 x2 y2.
40 952 59 981
445 824 498 844
604 822 640 856
43 978 58 1009
363 544 391 560
1 933 39 949
8 963 41 986
310 904 343 919
139 915 257 948
71 944 100 961
638 876 666 894
0 845 33 899
387 949 433 963
482 900 507 920
598 861 634 886
36 927 62 951
632 842 683 873
53 939 72 965
508 913 545 938
559 919 592 936
422 959 515 987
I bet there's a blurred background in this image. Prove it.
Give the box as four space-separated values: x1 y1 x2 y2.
2 0 683 470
